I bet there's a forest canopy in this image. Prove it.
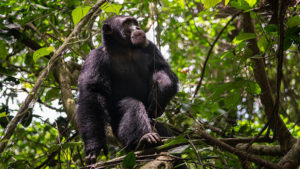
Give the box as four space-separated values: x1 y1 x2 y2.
0 0 300 168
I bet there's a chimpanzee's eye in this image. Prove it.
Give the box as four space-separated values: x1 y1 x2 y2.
122 20 131 27
123 19 138 27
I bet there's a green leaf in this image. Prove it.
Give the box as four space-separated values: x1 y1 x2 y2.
101 2 122 14
0 112 7 118
284 27 300 50
225 0 230 6
224 93 240 109
229 0 251 10
264 24 278 33
287 16 300 28
283 38 293 51
247 81 261 95
220 50 234 59
210 83 230 100
201 0 222 8
257 36 267 52
160 135 188 149
48 144 60 153
33 46 54 63
233 32 256 44
0 40 8 60
238 125 248 133
122 151 136 169
45 88 60 102
178 0 185 9
72 6 91 25
62 142 82 149
245 0 256 7
168 145 189 154
0 113 13 128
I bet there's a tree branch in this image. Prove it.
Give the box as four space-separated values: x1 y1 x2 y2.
220 136 274 145
0 0 108 154
53 62 77 128
197 129 283 169
278 138 300 169
236 143 283 156
242 12 295 152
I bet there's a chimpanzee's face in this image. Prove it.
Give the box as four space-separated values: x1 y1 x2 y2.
102 16 148 47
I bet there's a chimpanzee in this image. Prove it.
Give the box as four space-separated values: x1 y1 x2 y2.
76 16 178 165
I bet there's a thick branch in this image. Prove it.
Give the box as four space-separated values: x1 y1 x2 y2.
197 129 283 169
219 136 274 145
236 144 283 156
91 143 186 169
0 0 107 154
53 62 77 128
242 12 295 152
140 152 174 169
278 138 300 169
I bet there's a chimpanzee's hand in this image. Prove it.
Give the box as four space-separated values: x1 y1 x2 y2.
136 132 162 150
85 143 108 165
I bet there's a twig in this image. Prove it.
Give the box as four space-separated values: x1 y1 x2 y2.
26 22 49 46
193 11 242 98
0 72 59 89
187 135 204 167
34 132 78 169
86 6 102 50
37 98 63 112
245 121 269 151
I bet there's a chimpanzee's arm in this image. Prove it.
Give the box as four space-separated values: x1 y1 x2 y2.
76 47 111 164
147 45 178 118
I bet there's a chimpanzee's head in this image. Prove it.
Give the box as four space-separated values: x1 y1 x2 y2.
102 16 148 47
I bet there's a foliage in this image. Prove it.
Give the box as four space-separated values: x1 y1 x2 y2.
0 0 299 168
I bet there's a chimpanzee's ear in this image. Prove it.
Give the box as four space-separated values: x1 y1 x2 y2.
102 23 113 34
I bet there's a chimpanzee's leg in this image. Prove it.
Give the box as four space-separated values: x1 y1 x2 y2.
114 97 161 150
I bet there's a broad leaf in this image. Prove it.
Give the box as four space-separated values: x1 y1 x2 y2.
225 0 230 6
224 93 240 109
257 36 267 52
72 6 91 25
62 142 82 149
287 16 300 28
229 0 251 10
245 0 256 7
202 0 222 8
122 151 136 169
33 46 54 63
220 50 234 59
101 2 122 14
233 33 256 44
264 24 278 33
160 135 188 149
0 40 8 60
45 88 60 102
246 81 261 95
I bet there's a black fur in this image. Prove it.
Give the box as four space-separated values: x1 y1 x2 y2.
76 16 178 165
